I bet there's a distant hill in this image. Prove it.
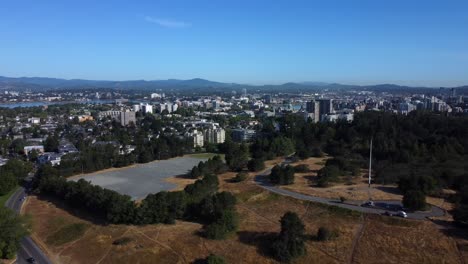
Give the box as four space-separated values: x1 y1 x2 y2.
0 75 465 93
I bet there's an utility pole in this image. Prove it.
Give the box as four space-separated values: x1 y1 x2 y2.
368 137 373 188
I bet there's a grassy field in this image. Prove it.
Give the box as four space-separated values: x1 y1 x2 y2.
23 158 467 263
0 186 18 206
46 223 90 246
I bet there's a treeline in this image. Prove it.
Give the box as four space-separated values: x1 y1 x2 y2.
0 208 30 259
56 134 190 177
189 155 228 178
316 156 363 187
0 159 32 195
36 166 238 239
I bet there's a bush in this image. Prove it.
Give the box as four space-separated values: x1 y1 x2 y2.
317 227 331 241
232 172 248 182
340 196 346 203
207 254 226 264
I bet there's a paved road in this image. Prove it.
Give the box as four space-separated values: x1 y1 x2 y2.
5 184 53 264
254 165 445 220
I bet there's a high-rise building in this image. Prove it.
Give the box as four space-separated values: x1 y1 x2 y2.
192 131 204 147
172 103 178 112
120 111 136 126
305 100 320 123
142 104 153 114
451 88 457 97
204 128 226 144
317 99 333 121
232 128 256 142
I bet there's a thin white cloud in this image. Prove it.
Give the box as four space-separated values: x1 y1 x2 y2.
144 16 191 28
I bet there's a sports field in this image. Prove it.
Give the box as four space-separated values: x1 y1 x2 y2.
70 156 207 200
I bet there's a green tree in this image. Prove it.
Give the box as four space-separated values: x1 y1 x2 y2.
2 159 32 182
44 135 59 152
0 207 30 259
206 254 226 264
247 157 265 172
205 210 239 240
271 211 306 262
0 172 17 195
402 190 426 211
270 165 295 185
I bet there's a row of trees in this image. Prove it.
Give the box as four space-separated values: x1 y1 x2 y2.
54 134 191 177
36 166 239 238
0 207 30 259
189 155 227 179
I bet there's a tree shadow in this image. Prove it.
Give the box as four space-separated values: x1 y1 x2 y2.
174 173 194 179
191 258 207 264
431 219 468 240
304 175 318 187
237 231 277 257
33 194 107 226
375 186 402 195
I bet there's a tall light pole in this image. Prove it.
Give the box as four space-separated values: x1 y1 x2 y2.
368 137 373 188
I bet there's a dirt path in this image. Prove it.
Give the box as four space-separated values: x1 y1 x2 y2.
348 215 367 264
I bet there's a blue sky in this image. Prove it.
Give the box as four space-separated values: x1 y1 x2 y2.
1 0 467 86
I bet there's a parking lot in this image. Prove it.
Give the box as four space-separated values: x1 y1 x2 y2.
70 156 207 200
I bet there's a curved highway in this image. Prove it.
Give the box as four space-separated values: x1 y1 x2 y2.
5 184 53 264
254 165 445 220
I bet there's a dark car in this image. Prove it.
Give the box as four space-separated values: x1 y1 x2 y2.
27 257 36 263
362 201 375 207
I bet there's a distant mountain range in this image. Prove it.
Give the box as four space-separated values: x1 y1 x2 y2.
0 75 466 93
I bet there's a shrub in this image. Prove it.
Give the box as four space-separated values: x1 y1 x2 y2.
207 254 226 264
340 196 346 203
233 172 248 182
317 227 331 241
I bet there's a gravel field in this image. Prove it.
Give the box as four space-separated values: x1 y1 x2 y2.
70 156 207 200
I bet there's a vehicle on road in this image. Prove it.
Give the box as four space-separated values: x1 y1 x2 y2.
27 257 36 263
383 211 393 216
396 211 408 218
362 201 375 207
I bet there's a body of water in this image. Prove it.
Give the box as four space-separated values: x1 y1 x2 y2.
0 99 118 108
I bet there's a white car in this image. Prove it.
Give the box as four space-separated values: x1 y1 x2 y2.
396 211 407 218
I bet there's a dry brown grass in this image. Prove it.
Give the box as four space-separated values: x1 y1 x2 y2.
353 215 462 264
24 156 465 264
281 157 453 211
